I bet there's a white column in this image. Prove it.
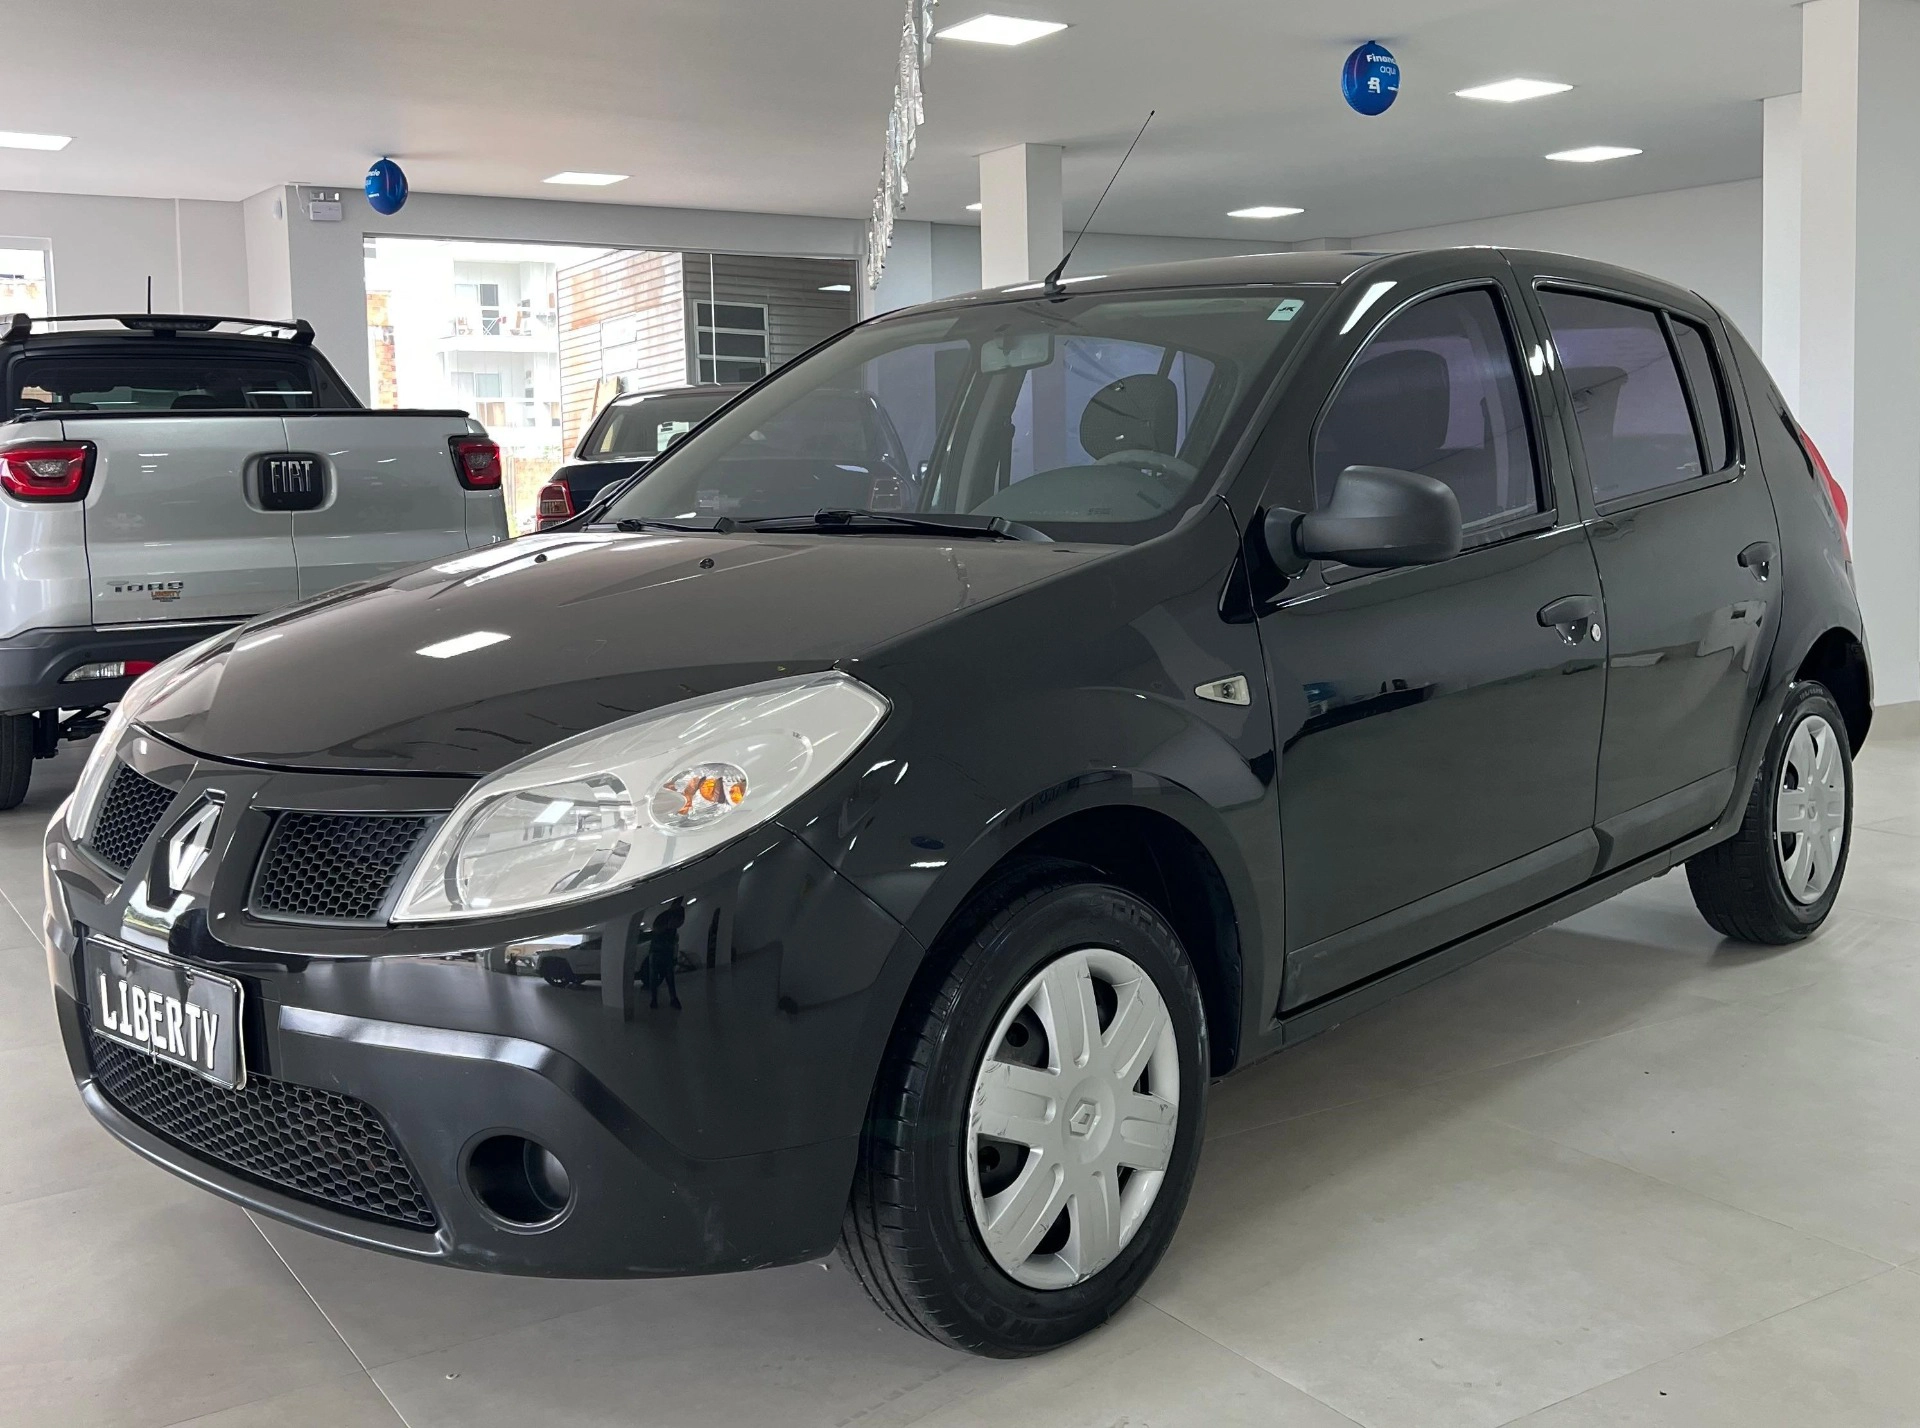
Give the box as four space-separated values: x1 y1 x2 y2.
978 144 1063 288
1798 0 1920 705
1761 93 1802 408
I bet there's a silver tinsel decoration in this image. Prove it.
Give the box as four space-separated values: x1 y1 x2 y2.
865 0 938 290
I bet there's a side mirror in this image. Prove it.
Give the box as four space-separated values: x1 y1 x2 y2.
1265 465 1462 573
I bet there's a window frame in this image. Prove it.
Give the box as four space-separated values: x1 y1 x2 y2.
1534 280 1746 518
1666 311 1742 479
1309 279 1557 581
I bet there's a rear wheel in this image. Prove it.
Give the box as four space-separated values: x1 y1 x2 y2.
0 714 33 811
1687 682 1852 943
839 866 1208 1356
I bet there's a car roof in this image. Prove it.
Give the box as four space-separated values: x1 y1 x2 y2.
607 383 747 407
881 246 1716 323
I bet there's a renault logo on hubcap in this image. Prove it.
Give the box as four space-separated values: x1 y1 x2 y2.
1068 1100 1101 1138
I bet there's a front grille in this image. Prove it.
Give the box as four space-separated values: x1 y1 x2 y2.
89 764 175 871
88 1032 438 1230
252 812 431 921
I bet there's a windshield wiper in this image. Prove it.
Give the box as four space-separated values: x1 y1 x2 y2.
740 510 1051 542
614 516 735 533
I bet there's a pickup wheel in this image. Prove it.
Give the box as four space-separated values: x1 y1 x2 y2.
0 714 33 811
1687 682 1853 944
839 863 1208 1356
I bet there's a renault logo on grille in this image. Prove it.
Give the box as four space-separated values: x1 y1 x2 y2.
164 794 224 896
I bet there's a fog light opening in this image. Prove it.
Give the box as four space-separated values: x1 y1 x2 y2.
466 1135 573 1226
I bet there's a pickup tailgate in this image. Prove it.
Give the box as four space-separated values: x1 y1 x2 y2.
283 413 504 597
66 414 300 626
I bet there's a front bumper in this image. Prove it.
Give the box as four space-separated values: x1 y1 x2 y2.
1 620 240 716
44 731 920 1277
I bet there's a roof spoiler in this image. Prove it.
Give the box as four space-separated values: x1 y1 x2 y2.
1 313 316 345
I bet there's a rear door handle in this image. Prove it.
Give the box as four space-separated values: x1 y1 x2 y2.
1538 594 1602 645
1739 540 1777 581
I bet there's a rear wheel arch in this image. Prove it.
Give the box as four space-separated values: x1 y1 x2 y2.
1795 627 1871 751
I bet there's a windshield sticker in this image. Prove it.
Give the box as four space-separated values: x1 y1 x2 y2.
1269 299 1306 322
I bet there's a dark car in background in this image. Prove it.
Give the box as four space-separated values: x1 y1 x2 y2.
46 248 1868 1360
535 384 743 530
537 382 919 529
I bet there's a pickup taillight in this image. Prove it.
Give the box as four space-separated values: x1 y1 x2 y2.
535 479 574 529
449 435 504 490
0 441 94 502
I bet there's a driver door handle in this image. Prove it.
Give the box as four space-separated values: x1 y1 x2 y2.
1538 594 1603 645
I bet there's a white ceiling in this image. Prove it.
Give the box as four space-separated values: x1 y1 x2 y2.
3 0 1801 241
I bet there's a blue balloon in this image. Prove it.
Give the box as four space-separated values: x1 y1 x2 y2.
1342 42 1400 116
365 158 409 215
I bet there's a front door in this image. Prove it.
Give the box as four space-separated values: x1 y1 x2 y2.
1523 278 1781 868
1257 271 1608 1010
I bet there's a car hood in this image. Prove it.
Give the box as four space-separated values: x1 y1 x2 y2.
135 530 1108 776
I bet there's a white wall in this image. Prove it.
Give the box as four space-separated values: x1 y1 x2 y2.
1358 180 1764 343
0 189 248 315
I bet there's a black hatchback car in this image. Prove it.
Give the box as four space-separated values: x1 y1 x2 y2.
45 248 1869 1357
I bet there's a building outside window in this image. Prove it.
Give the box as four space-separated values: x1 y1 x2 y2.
696 301 770 384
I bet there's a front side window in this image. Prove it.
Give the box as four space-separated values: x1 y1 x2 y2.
8 353 346 415
1315 286 1543 536
1538 290 1704 504
604 288 1318 544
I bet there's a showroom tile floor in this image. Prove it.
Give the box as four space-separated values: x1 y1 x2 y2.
4 730 1920 1428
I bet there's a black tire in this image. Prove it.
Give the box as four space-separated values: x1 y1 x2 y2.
839 862 1210 1357
1687 681 1853 944
0 714 33 812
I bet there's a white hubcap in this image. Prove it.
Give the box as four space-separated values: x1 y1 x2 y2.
966 947 1181 1290
1776 712 1847 905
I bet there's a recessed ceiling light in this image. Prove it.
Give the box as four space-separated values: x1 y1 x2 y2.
543 171 628 186
966 202 983 212
1455 78 1573 103
0 131 72 151
935 14 1068 45
1545 145 1642 163
1228 206 1305 220
819 284 852 292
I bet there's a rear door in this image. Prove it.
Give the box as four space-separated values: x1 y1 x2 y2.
1520 272 1782 868
282 415 475 597
68 415 299 625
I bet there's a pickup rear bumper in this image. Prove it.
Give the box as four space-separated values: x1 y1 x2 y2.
0 620 238 715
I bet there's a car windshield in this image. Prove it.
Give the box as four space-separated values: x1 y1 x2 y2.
583 390 736 459
601 286 1320 543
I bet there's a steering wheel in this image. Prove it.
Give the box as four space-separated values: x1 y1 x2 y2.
1097 449 1199 482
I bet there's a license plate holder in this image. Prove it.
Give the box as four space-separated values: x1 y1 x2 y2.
84 937 245 1090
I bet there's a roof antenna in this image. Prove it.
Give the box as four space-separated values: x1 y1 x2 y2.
145 276 152 314
1045 109 1154 296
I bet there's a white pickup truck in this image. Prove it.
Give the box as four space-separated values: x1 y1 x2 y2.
0 312 509 807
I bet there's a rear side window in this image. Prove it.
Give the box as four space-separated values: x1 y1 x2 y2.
8 353 350 416
1537 290 1702 504
1315 286 1543 535
1671 318 1735 473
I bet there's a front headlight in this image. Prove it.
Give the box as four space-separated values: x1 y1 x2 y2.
392 671 889 923
67 631 234 842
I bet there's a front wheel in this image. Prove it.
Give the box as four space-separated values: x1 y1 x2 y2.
839 867 1209 1356
0 714 33 811
1687 682 1853 944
